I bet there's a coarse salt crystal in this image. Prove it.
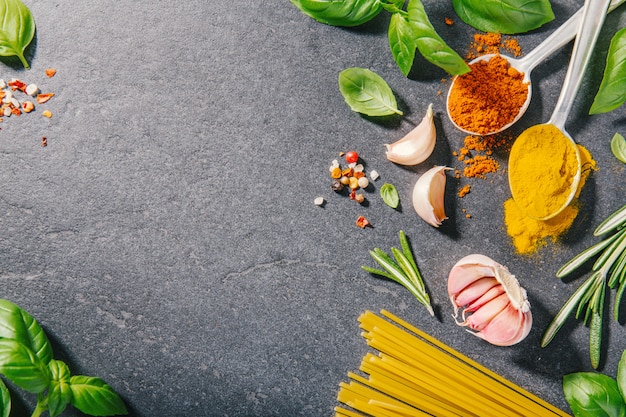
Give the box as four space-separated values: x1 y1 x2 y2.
370 170 380 181
25 84 39 96
314 197 325 206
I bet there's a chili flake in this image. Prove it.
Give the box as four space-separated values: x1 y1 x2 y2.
356 215 371 229
37 93 54 104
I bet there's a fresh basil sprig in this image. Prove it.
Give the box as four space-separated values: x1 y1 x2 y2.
362 230 434 316
542 204 626 369
292 0 468 76
590 28 626 114
612 133 626 164
452 0 555 34
385 0 470 76
0 0 35 69
338 67 403 116
563 350 626 417
0 299 128 417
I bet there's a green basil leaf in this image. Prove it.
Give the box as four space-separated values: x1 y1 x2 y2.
69 375 128 416
0 338 50 393
590 28 626 114
564 372 626 417
380 183 400 208
0 379 10 417
618 351 626 403
290 0 383 27
381 1 403 14
0 299 53 365
452 0 554 34
0 0 35 69
48 360 72 417
388 13 416 77
611 133 626 164
407 0 470 75
338 67 403 116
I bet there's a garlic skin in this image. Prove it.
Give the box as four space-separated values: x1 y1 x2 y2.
448 254 532 346
385 103 435 165
412 165 450 227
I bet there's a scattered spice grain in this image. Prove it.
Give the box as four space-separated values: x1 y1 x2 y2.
466 33 522 60
356 215 371 229
456 135 509 179
458 184 471 198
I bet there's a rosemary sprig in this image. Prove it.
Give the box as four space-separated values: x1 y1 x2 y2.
362 230 434 316
542 204 626 369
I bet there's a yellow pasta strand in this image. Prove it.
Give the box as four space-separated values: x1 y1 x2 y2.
335 310 571 417
380 309 571 417
362 321 536 416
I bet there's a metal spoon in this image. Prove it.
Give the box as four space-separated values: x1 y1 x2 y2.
446 0 624 136
508 0 610 221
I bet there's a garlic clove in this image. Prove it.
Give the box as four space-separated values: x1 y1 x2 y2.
453 277 500 311
474 305 532 346
412 165 450 227
448 254 532 346
464 283 506 313
461 293 509 331
448 264 496 296
385 103 436 165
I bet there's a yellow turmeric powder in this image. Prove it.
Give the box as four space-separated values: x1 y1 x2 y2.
508 124 580 220
504 144 596 254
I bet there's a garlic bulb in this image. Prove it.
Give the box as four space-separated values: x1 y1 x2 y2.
385 103 435 165
412 165 450 227
448 254 532 346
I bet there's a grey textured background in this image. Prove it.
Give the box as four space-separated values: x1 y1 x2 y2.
0 1 625 416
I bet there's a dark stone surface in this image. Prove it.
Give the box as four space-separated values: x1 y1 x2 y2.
0 1 624 415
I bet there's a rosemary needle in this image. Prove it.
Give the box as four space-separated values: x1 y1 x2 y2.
542 204 626 368
362 230 434 316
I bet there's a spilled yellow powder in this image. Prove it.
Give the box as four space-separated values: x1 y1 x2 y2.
504 145 596 254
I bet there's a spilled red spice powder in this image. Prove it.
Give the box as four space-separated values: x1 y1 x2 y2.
466 33 522 60
448 55 529 135
455 135 510 209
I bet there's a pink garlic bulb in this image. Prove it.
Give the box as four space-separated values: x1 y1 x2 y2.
448 254 532 346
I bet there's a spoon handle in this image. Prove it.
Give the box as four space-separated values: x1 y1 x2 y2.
519 0 624 73
549 0 611 129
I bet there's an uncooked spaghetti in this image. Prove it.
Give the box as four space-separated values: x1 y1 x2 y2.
335 310 570 417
